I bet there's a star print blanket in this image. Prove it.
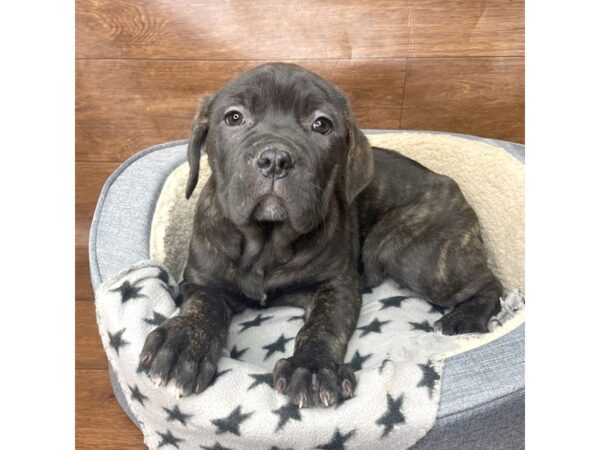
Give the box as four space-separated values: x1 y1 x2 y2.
95 260 524 450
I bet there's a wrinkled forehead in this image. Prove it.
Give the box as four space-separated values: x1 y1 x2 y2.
213 66 348 118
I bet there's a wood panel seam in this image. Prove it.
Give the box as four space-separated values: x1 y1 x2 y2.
399 58 410 129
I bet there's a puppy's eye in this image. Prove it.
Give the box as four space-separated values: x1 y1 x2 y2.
312 117 333 135
224 110 244 126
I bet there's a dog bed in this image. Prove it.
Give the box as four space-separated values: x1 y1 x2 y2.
89 130 525 449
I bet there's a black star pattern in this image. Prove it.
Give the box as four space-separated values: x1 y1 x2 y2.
132 268 175 301
247 372 274 390
428 303 447 315
409 320 434 332
157 429 184 448
376 394 406 438
174 292 183 307
144 311 167 326
287 314 305 322
272 401 302 432
417 360 440 398
110 280 147 303
229 345 248 361
379 357 392 374
157 268 170 285
316 428 356 450
108 328 129 355
163 404 193 426
379 295 411 310
211 406 254 436
238 313 273 332
210 368 232 386
200 443 231 450
129 384 148 407
262 334 294 360
348 350 373 371
357 318 391 337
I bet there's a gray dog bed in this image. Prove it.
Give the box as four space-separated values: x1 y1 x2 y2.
90 130 524 449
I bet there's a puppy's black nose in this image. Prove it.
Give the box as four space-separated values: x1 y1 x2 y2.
257 149 294 179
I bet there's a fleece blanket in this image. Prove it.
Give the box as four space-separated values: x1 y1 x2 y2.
96 261 524 450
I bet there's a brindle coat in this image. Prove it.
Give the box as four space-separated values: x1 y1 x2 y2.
138 63 502 408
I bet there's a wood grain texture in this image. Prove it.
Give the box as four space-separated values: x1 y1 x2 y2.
406 0 524 57
401 57 524 142
76 0 523 60
77 245 94 303
77 0 410 60
76 162 120 245
77 302 107 369
77 369 145 449
76 59 407 161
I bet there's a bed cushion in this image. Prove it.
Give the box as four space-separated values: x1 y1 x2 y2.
89 130 525 449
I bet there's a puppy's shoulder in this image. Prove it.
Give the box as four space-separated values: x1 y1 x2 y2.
358 147 455 216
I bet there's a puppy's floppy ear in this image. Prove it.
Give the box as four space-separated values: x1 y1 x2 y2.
185 94 213 199
344 119 374 204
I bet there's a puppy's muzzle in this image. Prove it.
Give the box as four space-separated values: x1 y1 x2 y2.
257 148 294 179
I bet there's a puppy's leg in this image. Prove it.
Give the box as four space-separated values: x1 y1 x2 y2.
433 273 502 334
272 273 361 408
138 283 234 396
363 198 502 335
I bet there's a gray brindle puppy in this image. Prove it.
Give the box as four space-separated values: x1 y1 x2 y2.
139 63 502 408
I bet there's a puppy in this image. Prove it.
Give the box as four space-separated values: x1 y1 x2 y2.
138 63 502 408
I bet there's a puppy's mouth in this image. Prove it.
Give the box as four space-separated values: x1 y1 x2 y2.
252 195 288 222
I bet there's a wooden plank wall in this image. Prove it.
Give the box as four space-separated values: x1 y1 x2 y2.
75 1 524 448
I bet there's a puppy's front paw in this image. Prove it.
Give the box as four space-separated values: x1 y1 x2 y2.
138 315 222 396
272 357 356 408
433 310 488 335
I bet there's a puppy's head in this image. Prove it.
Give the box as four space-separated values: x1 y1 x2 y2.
186 63 373 233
